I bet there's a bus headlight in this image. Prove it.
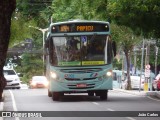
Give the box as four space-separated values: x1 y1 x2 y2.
106 71 112 77
50 72 57 79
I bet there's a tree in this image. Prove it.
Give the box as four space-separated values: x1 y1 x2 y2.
51 0 108 22
111 24 141 89
0 0 16 100
108 0 160 89
108 0 160 39
6 0 52 83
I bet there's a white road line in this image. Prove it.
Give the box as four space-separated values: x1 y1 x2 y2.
94 104 136 120
147 96 160 102
107 108 136 120
107 108 115 111
92 102 99 105
126 117 136 120
9 90 20 120
0 102 4 120
0 102 4 111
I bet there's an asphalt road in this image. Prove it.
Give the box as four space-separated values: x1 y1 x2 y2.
1 88 160 120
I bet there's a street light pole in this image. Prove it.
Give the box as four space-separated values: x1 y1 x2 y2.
29 26 48 75
155 46 158 76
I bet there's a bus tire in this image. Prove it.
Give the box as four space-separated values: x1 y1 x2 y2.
52 92 60 101
88 91 94 96
100 90 108 100
48 90 52 97
52 92 64 101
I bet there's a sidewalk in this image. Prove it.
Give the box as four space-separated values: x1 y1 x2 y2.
113 88 160 98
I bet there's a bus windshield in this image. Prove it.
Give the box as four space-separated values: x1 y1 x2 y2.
50 35 113 66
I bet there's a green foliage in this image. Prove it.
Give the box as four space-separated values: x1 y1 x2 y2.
51 0 108 22
111 24 142 54
15 53 43 83
10 17 30 47
12 0 160 83
108 0 160 38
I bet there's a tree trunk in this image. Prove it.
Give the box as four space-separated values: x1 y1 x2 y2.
125 51 132 90
0 0 16 101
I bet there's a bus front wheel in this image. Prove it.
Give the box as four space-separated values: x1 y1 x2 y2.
99 90 108 100
52 92 64 101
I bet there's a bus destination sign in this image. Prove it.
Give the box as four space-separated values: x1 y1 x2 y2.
52 23 109 33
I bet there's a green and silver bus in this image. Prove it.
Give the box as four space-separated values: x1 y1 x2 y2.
45 20 116 101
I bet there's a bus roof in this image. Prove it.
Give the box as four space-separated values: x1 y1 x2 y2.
50 20 109 26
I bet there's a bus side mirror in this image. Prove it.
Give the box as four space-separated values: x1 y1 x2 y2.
112 41 116 57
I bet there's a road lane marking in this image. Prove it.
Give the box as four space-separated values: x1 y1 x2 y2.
9 90 20 120
147 96 160 102
107 108 115 111
126 117 136 120
107 108 136 120
92 102 99 105
93 102 137 120
0 102 4 120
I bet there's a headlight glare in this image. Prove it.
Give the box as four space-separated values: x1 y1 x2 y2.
106 71 112 77
50 72 57 79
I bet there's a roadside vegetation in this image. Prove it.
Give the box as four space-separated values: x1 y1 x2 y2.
7 0 160 89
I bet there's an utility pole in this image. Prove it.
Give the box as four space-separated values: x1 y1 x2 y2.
133 47 137 75
139 39 145 92
155 46 158 76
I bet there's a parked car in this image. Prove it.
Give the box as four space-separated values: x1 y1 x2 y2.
152 79 160 91
3 66 21 89
29 76 48 88
122 75 145 90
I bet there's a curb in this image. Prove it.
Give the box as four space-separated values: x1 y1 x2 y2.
156 92 160 99
113 88 160 98
146 91 160 99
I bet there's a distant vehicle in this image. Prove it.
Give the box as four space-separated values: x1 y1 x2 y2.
29 76 48 88
3 66 21 89
122 75 145 90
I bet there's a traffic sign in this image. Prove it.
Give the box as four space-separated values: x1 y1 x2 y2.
145 64 150 70
145 64 150 77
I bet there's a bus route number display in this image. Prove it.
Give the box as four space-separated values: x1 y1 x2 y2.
52 23 109 33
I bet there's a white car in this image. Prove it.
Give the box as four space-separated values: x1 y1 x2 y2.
122 75 145 90
29 76 48 88
3 67 21 89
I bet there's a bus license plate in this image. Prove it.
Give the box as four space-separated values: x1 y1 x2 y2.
76 84 86 88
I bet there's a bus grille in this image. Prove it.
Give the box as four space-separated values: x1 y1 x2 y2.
61 68 102 73
65 77 97 81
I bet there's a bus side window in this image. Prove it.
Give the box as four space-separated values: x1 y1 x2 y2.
107 38 113 63
49 39 57 65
